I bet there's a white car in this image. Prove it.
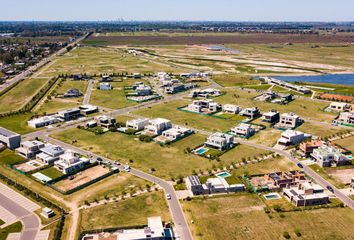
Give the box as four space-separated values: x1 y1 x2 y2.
166 193 171 200
124 165 131 172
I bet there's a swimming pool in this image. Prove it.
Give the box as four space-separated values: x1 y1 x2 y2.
216 172 231 178
195 147 208 155
263 192 281 200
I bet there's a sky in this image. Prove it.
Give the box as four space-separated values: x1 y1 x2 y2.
1 0 354 22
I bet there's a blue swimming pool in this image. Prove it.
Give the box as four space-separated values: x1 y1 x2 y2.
263 192 281 200
195 147 208 155
216 172 231 178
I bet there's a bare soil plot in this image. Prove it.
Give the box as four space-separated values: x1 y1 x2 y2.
327 168 354 185
53 165 110 192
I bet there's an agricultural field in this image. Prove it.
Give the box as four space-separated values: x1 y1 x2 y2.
182 193 354 240
78 191 171 231
51 128 270 179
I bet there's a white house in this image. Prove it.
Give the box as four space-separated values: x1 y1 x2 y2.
135 84 152 96
126 118 149 131
262 110 280 123
99 82 112 90
239 107 260 119
277 130 310 147
283 181 329 206
277 112 302 129
230 123 255 138
329 102 352 112
190 88 221 98
54 150 89 174
144 118 172 135
36 144 65 164
16 140 45 159
333 112 354 127
79 105 98 115
94 115 116 129
27 115 58 128
205 132 234 151
158 126 192 142
312 145 349 167
222 104 241 114
186 99 221 114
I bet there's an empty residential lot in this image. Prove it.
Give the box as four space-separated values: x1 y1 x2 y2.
53 165 111 192
182 193 354 240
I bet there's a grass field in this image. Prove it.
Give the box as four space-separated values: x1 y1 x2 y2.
304 82 354 95
334 136 354 152
78 191 171 231
133 100 237 132
38 47 187 77
297 122 348 138
212 74 258 87
52 128 270 179
0 77 50 113
182 193 354 240
0 222 22 240
216 89 336 122
0 149 25 165
90 80 138 109
0 113 35 134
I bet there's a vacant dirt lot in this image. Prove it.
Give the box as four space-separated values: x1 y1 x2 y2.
327 168 354 184
85 33 354 45
54 165 110 192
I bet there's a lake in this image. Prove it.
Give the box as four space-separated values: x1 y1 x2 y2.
272 74 354 86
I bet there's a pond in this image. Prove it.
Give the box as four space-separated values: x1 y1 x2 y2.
272 74 354 85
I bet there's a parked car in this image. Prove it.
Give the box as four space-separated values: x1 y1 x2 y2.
297 163 303 168
124 165 131 172
166 193 171 200
327 186 334 193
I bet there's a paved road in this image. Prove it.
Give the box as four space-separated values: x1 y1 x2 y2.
0 188 40 240
0 34 89 93
83 79 94 105
40 135 192 240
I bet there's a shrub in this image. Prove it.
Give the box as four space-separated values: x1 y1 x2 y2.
283 231 291 239
273 204 283 212
294 229 302 237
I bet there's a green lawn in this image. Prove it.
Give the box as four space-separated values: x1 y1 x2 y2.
182 193 354 240
38 166 63 179
0 219 4 226
0 78 50 113
0 113 36 134
79 191 171 231
90 81 138 109
297 122 348 139
0 222 22 240
133 100 237 132
216 89 336 123
0 149 25 165
51 128 270 179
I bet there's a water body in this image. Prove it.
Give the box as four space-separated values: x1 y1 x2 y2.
207 45 240 54
272 74 354 86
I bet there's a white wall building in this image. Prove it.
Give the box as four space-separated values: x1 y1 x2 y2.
239 107 260 119
99 82 112 90
277 130 309 147
144 118 172 135
278 112 302 129
230 123 255 138
27 115 58 128
283 181 329 206
0 127 21 149
16 140 45 159
205 132 234 151
126 118 149 131
312 145 349 167
160 126 192 142
36 144 65 164
222 104 241 114
54 150 89 174
329 102 352 112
